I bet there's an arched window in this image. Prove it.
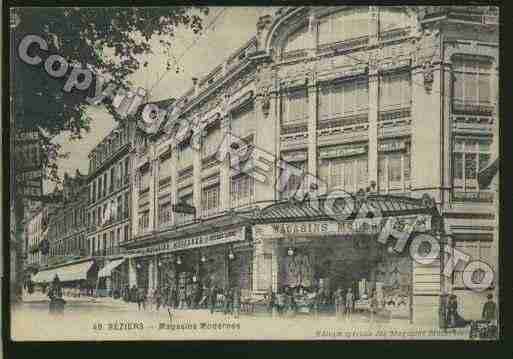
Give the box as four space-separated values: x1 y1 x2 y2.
318 7 369 46
379 8 412 33
283 27 309 54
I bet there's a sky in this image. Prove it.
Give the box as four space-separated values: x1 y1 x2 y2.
48 7 270 192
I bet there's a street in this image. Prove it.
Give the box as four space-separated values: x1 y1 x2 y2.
11 294 471 341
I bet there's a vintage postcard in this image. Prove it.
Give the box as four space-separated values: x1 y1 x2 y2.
9 6 499 341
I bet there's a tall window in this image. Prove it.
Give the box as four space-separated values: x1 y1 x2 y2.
116 228 121 250
103 173 108 197
124 192 130 218
319 77 369 121
117 195 123 221
177 139 193 170
110 167 115 192
109 231 114 255
282 88 309 124
139 165 150 192
176 192 194 224
318 7 369 46
379 71 411 110
280 161 305 199
452 57 493 113
202 123 222 159
319 157 368 193
124 157 130 184
453 138 491 192
97 178 102 200
123 225 129 242
231 174 255 208
158 195 172 226
202 184 220 217
377 140 410 192
231 104 255 139
159 151 172 181
138 210 150 233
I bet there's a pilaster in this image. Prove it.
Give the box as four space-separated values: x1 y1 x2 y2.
220 116 231 210
368 64 379 188
192 134 202 216
307 71 318 183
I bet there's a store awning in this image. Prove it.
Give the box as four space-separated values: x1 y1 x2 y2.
250 194 439 223
98 259 125 278
32 260 94 283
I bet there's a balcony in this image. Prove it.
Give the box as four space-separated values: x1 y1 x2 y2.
452 191 494 203
379 27 411 43
202 154 221 170
159 176 172 190
452 101 494 116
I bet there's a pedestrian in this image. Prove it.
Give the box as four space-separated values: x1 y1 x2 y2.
345 288 354 321
482 293 497 323
447 294 468 328
334 287 344 319
209 285 217 314
233 286 241 319
137 287 147 311
154 287 162 311
224 287 233 315
370 289 379 323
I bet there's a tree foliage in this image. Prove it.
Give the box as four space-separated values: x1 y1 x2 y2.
11 7 209 184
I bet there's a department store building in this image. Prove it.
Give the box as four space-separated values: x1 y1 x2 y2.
121 6 498 325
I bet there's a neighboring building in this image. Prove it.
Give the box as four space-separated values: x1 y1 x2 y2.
24 207 44 271
31 171 94 291
119 6 498 325
85 122 136 296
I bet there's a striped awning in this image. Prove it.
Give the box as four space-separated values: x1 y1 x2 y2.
32 260 94 283
98 259 125 278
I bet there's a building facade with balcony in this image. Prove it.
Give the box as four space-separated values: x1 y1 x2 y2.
121 6 498 325
31 171 97 292
85 121 136 297
24 207 46 273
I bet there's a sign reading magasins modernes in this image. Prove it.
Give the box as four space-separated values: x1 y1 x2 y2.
127 227 246 257
253 216 431 239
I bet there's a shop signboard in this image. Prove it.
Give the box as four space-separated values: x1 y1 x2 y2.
319 144 367 159
127 227 246 257
253 215 431 239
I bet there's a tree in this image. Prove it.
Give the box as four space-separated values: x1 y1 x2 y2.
10 6 209 303
11 6 208 183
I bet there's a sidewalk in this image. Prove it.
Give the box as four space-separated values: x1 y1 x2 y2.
22 292 97 303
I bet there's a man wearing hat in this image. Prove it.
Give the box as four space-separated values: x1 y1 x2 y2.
482 293 497 322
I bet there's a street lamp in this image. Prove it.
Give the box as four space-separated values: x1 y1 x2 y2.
287 247 295 257
200 254 206 263
176 256 182 265
228 250 235 261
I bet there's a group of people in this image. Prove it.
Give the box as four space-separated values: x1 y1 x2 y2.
121 284 242 316
265 286 362 319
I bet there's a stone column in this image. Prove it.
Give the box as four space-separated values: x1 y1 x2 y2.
130 154 139 239
148 258 155 291
170 140 178 224
192 134 202 217
220 116 231 210
252 234 273 293
128 257 137 287
307 71 318 185
368 63 379 188
271 239 280 293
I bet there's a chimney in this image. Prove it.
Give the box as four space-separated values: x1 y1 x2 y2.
192 77 199 96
